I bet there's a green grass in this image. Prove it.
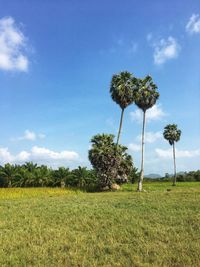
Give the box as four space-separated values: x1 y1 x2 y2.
0 182 200 267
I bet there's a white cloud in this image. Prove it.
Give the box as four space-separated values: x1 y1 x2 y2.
0 148 14 164
130 109 143 123
31 146 79 161
0 16 29 72
153 36 180 65
0 146 79 166
17 151 31 161
128 143 141 152
23 130 36 141
12 130 46 142
186 14 200 34
136 131 162 143
130 104 166 123
155 148 200 159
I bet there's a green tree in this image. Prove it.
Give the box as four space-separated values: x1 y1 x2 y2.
88 134 133 189
128 167 140 184
110 71 138 145
23 162 38 172
38 165 52 187
70 166 89 188
163 124 181 186
53 167 70 187
134 75 159 191
19 162 38 186
0 163 18 187
12 167 29 187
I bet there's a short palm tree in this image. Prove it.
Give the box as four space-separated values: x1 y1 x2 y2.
110 71 138 145
0 163 17 187
88 133 133 189
134 75 159 191
23 162 38 172
53 167 70 187
163 124 181 186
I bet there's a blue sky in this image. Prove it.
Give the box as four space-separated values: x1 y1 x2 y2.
0 0 199 175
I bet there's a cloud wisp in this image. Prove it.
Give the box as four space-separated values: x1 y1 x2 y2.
128 143 141 152
153 36 181 65
136 131 162 144
155 148 200 159
129 131 162 154
130 104 166 123
11 130 46 142
0 16 29 72
186 14 200 34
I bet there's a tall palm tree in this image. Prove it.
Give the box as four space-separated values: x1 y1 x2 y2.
163 124 181 186
110 71 138 145
134 75 159 191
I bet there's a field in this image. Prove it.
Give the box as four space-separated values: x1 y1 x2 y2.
0 182 200 267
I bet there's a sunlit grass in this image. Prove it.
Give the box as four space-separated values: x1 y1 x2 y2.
122 181 200 192
0 187 81 200
0 182 200 267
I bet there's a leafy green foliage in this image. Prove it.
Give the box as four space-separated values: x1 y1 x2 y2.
110 71 138 109
0 162 97 190
88 134 133 188
163 124 181 145
134 75 159 112
163 170 200 182
128 167 140 184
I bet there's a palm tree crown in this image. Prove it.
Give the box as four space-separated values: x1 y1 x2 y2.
110 71 138 145
110 71 138 109
88 133 133 188
163 124 181 145
134 75 159 111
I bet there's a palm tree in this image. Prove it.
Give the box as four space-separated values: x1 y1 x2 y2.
110 71 138 145
53 167 70 187
163 124 181 186
88 133 133 189
134 75 159 191
0 163 18 187
23 162 38 172
13 167 30 187
71 166 89 188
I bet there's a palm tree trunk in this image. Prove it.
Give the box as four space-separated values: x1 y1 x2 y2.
137 111 146 192
172 142 177 186
8 179 12 188
116 108 124 146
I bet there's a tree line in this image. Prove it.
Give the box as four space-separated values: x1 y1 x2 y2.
0 162 140 189
0 162 199 189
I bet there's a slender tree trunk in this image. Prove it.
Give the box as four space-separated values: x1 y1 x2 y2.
137 111 146 192
172 142 177 186
8 177 12 188
116 108 124 146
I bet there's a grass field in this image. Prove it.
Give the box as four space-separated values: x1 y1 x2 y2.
0 182 200 267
